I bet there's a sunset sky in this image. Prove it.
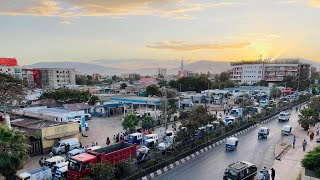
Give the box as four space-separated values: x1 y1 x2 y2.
0 0 319 68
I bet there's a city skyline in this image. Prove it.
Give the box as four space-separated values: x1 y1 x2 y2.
0 0 319 68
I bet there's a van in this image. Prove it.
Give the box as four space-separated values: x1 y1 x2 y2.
52 161 68 175
44 156 66 169
278 111 290 121
144 134 158 143
51 138 80 155
84 113 92 120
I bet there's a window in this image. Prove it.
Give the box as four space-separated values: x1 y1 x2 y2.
8 68 11 71
56 71 59 73
57 75 59 78
57 80 60 82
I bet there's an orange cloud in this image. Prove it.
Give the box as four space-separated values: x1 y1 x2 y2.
0 0 241 21
310 0 320 7
146 41 250 51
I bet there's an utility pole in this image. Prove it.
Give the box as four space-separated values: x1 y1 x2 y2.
164 88 168 130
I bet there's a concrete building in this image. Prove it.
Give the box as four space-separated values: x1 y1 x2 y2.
36 68 76 88
230 59 311 85
11 117 80 155
158 68 167 77
138 77 158 86
16 106 84 122
22 68 35 87
0 58 22 79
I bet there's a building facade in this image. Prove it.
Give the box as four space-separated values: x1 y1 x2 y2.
230 59 311 85
0 58 22 79
158 68 167 77
22 68 35 87
37 68 76 88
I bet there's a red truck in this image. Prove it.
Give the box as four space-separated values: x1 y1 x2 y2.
68 142 137 180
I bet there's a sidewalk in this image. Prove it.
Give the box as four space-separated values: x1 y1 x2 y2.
272 126 319 180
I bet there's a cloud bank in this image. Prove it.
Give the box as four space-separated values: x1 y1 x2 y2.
146 41 250 51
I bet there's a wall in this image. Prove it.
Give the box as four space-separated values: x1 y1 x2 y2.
41 123 80 152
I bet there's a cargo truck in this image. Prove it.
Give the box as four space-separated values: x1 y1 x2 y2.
68 142 136 180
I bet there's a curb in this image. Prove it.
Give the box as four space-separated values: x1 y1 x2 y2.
140 117 277 180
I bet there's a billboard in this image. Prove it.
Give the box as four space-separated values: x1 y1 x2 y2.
0 58 18 66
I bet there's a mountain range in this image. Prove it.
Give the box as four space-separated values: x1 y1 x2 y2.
25 59 320 76
25 60 231 75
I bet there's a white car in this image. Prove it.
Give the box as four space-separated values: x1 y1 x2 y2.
158 137 174 151
137 146 150 156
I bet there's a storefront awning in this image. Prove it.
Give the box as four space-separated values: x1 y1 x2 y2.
45 131 79 140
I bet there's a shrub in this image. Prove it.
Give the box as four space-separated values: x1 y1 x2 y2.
301 146 320 177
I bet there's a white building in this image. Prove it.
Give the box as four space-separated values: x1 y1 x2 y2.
230 59 310 85
0 66 22 79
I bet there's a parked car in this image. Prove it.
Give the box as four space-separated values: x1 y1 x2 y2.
44 156 66 169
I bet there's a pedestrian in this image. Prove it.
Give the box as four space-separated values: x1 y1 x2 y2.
39 157 43 166
293 136 296 148
302 139 307 151
215 111 217 115
310 132 314 141
116 133 119 142
173 123 177 131
113 135 116 142
79 142 82 148
270 168 275 180
258 171 265 180
44 158 47 165
66 143 70 152
223 109 226 115
91 142 95 146
106 137 111 146
96 142 98 146
49 151 53 158
317 127 319 136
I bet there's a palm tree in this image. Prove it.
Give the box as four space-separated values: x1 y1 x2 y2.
122 113 140 133
0 125 30 180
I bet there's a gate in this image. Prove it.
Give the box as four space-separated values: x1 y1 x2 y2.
29 136 42 156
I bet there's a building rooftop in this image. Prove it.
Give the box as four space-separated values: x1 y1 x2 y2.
64 103 90 111
11 117 66 129
230 59 302 66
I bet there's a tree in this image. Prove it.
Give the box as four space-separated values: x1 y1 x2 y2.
145 85 160 97
40 89 97 104
141 116 156 130
0 125 30 179
89 162 115 180
88 95 99 105
0 73 26 107
120 83 127 90
298 108 318 130
122 113 140 133
301 146 320 177
158 80 168 88
270 87 282 99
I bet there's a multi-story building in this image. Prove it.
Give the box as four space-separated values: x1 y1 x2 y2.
36 68 76 88
230 59 311 85
0 58 22 79
157 68 167 77
22 68 35 87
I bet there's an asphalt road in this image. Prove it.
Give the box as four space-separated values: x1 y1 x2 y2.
155 107 304 180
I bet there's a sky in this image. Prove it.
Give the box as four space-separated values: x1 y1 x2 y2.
0 0 319 69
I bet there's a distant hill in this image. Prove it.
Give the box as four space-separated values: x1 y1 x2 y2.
25 62 126 75
169 60 230 74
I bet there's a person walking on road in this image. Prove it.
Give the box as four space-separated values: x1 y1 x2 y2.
293 136 296 148
310 132 314 141
39 157 44 167
258 171 265 180
302 139 307 151
270 168 275 180
106 137 111 146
